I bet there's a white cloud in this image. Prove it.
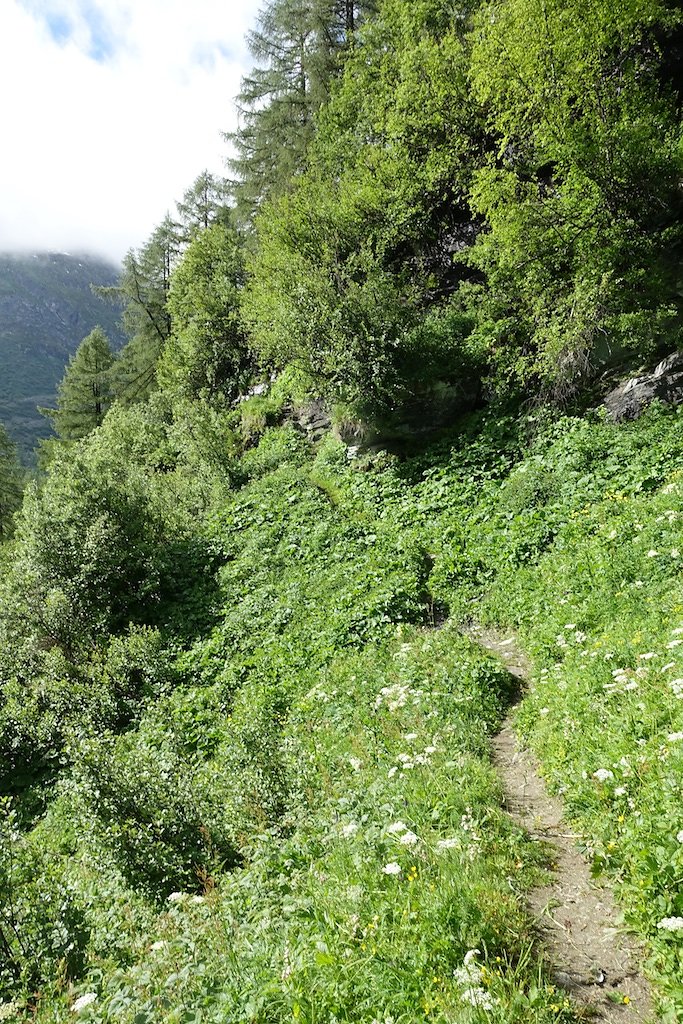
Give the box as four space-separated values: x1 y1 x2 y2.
0 0 262 264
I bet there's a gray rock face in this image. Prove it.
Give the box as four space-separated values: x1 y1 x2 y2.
603 351 683 422
293 398 331 441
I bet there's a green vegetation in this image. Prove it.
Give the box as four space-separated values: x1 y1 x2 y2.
0 253 124 462
44 327 115 440
1 0 683 1020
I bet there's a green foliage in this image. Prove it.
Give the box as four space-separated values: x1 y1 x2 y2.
466 0 683 395
0 252 124 463
0 424 23 540
3 0 683 1014
244 0 487 418
228 0 372 221
159 222 251 404
175 170 232 241
0 799 89 999
44 326 114 440
72 727 240 901
99 216 179 404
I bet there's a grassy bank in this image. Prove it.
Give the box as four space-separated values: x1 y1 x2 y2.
4 402 683 1021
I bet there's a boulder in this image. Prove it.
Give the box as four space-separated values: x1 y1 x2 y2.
603 351 683 422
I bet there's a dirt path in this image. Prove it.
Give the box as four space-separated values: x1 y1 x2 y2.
465 624 655 1022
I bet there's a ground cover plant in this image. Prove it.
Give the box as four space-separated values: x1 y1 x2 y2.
356 403 683 1021
0 420 589 1023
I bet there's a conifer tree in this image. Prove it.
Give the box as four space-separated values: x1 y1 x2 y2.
227 0 372 220
176 171 232 241
48 327 114 440
98 215 180 404
0 425 23 541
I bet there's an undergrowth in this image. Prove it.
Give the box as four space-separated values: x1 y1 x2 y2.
3 402 683 1021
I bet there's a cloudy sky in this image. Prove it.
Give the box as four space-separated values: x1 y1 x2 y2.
0 0 263 264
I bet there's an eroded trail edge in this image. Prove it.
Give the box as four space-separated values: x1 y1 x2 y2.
466 624 654 1023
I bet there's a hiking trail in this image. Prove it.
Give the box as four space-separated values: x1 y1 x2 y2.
466 624 654 1023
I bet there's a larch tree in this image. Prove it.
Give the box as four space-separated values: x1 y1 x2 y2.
227 0 374 221
0 425 23 541
176 171 232 241
98 215 180 404
48 327 115 441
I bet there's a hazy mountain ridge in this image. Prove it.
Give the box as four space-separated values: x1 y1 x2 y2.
0 251 124 461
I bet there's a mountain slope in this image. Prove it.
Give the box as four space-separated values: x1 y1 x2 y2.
0 252 125 461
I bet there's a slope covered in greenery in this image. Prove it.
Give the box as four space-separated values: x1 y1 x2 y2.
1 0 682 1020
2 401 683 1021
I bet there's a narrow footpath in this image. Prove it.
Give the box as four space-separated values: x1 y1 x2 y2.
466 624 654 1023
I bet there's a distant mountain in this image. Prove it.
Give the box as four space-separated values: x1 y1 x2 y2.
0 251 125 462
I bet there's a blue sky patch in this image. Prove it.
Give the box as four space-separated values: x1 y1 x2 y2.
44 10 73 45
18 0 119 63
191 40 235 71
80 1 117 62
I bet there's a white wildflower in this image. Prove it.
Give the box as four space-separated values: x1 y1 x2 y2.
574 630 587 643
167 891 187 903
593 768 614 783
661 662 676 672
671 679 683 698
191 895 205 904
341 822 359 838
436 837 460 850
401 761 415 770
639 652 656 660
72 993 97 1012
424 745 438 754
387 820 408 834
404 732 418 742
387 766 398 778
539 707 550 716
382 862 402 875
672 627 683 635
348 756 362 771
657 916 683 932
564 623 577 630
453 949 482 985
667 640 683 649
460 988 495 1009
624 681 639 691
671 549 680 558
667 732 683 742
614 787 627 796
399 830 419 847
150 940 166 951
647 549 659 558
677 830 683 844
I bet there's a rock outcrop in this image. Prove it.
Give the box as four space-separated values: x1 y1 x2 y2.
603 351 683 422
